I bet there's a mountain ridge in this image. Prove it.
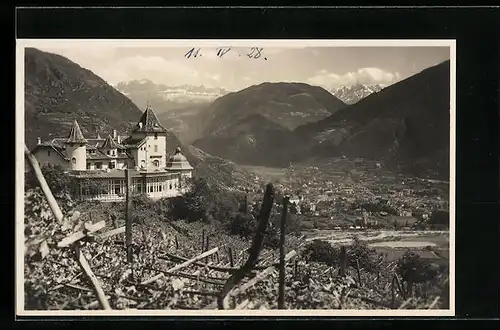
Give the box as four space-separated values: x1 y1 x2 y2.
24 48 187 159
293 60 451 178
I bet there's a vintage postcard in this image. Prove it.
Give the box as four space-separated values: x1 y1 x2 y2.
16 39 455 317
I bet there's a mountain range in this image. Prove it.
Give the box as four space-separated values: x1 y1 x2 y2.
192 82 346 166
331 84 386 104
294 60 450 178
24 48 186 158
195 61 450 178
115 79 229 108
114 80 230 144
24 48 450 180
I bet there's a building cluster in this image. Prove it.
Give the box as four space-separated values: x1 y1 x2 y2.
31 106 194 201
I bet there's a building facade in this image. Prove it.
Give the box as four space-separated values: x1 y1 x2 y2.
31 106 194 201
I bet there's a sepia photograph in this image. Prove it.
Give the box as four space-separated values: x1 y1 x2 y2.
16 39 455 316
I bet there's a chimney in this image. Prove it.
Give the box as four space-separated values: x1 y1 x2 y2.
117 136 121 144
37 137 41 145
113 129 117 139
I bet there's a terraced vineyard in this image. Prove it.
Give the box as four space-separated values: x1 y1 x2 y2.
22 149 449 312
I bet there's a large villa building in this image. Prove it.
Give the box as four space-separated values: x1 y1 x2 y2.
31 106 194 201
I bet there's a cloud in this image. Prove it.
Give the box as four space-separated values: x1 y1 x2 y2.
96 55 204 86
307 67 401 89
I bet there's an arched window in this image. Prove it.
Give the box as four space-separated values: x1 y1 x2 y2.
153 160 159 167
72 157 76 164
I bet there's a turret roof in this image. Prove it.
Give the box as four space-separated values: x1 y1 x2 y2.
101 135 121 149
66 120 87 144
132 105 167 133
166 147 194 171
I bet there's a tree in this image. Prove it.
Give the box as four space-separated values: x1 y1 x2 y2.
397 250 438 296
347 236 381 272
24 164 77 213
25 164 77 197
227 212 256 237
168 177 240 223
303 240 338 265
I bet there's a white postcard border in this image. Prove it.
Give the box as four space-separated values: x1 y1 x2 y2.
16 39 456 317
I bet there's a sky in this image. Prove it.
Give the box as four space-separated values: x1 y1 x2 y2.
37 43 451 91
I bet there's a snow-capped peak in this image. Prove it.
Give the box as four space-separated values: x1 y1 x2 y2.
331 84 386 104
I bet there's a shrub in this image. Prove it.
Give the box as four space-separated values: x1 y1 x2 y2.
397 250 438 289
130 193 158 225
263 224 280 249
269 212 302 236
347 236 381 272
168 177 240 223
25 164 74 196
303 240 338 265
227 212 256 237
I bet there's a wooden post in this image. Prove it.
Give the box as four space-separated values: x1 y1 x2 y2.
228 247 234 267
356 259 362 287
215 183 275 309
24 145 64 223
391 275 396 308
278 196 289 309
75 244 111 310
125 169 133 263
244 192 248 214
201 229 205 253
339 246 347 277
175 235 179 250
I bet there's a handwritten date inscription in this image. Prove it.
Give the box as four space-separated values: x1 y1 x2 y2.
185 47 267 60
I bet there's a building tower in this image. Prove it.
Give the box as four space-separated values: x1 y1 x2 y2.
130 105 168 171
65 120 87 171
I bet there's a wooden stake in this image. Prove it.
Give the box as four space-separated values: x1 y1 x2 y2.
76 245 111 310
201 229 206 253
57 221 106 248
356 259 362 287
141 246 222 285
339 246 347 277
228 247 234 267
125 169 133 263
428 296 440 309
278 196 289 309
213 183 275 309
24 145 64 223
99 226 125 239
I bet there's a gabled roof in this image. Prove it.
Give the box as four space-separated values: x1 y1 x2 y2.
132 106 167 133
101 135 121 149
32 140 69 161
66 120 87 144
121 136 147 149
87 148 131 160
